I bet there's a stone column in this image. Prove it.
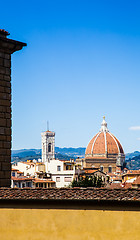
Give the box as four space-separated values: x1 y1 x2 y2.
0 29 26 187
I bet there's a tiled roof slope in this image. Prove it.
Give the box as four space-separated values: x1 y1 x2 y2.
0 188 140 202
132 176 140 185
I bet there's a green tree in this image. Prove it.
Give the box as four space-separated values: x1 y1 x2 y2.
71 175 104 188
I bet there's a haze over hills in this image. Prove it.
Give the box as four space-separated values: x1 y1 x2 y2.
11 147 86 162
11 148 140 170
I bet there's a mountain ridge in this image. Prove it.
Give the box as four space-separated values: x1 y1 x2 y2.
12 148 140 170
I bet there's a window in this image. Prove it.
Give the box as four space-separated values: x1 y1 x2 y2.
64 177 72 182
66 165 69 170
66 165 73 170
57 166 61 171
26 182 31 187
12 172 15 177
108 166 112 173
56 177 60 182
39 183 43 187
100 166 104 172
48 143 51 152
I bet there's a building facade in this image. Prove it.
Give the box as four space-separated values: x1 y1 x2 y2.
47 159 75 188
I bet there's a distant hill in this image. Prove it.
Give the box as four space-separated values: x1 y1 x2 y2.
55 147 85 158
125 151 140 160
11 147 86 163
124 151 140 170
12 149 41 158
125 152 140 170
11 148 140 170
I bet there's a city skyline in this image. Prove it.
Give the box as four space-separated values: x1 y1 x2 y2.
1 1 140 152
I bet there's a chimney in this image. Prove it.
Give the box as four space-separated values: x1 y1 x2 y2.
0 29 26 187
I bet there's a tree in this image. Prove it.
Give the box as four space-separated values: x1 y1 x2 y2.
71 175 104 188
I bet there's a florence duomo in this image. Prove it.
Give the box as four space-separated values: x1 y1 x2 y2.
84 117 125 173
1 0 140 237
12 115 136 190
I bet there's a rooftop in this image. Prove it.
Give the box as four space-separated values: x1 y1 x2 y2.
132 176 140 185
33 179 55 183
0 188 140 202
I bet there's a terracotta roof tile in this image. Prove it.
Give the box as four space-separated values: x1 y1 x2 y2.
108 183 122 189
33 179 55 183
132 176 140 185
0 188 139 202
93 132 105 154
106 132 118 154
85 134 98 155
85 131 124 157
0 29 10 36
123 171 140 176
123 182 133 189
113 134 124 154
11 177 34 181
17 171 23 174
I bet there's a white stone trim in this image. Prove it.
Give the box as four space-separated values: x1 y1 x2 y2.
108 132 120 154
91 132 101 155
104 131 107 154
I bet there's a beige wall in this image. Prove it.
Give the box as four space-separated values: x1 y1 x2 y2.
0 208 139 240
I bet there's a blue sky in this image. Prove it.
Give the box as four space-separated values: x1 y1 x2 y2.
1 0 140 152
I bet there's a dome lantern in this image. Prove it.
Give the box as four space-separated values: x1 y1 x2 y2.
100 116 108 132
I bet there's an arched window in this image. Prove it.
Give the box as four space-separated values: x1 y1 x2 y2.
57 166 61 171
100 166 104 172
48 143 51 152
108 166 112 173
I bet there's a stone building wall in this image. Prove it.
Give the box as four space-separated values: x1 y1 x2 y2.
0 29 26 187
85 158 116 173
0 50 11 187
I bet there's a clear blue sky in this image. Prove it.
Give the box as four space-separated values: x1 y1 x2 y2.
1 0 140 153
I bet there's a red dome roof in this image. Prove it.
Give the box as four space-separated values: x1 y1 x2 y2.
85 118 124 158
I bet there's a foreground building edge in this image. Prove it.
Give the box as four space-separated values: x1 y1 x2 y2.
0 29 26 187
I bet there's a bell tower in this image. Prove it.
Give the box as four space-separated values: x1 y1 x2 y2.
41 130 55 163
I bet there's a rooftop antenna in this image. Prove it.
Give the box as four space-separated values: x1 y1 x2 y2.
47 121 49 131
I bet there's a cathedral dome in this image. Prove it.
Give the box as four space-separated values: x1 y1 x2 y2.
85 117 124 159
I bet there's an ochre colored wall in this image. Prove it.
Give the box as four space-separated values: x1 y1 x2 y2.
0 208 140 240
